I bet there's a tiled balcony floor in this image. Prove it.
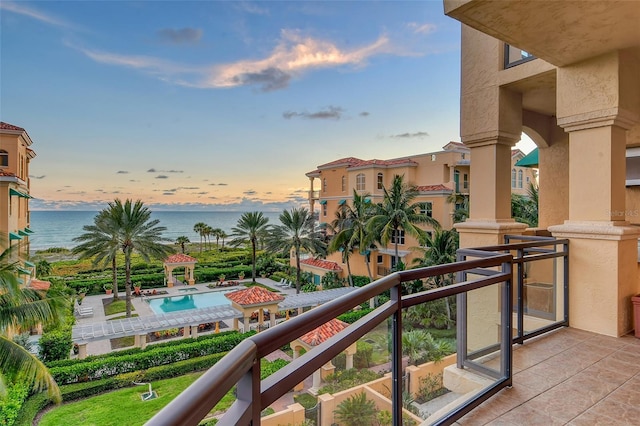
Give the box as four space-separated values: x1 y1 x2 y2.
457 328 640 425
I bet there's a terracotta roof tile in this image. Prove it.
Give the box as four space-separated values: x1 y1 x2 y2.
29 279 51 291
300 258 342 271
299 319 349 346
317 157 364 169
0 171 16 177
225 286 284 306
416 184 452 192
0 122 25 132
165 254 197 264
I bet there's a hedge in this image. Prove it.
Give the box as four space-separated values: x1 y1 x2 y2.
337 308 374 324
58 351 228 401
45 330 240 368
50 332 254 384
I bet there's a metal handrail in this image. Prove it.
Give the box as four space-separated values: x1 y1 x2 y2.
147 251 513 426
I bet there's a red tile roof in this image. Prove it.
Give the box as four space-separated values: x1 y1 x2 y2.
300 258 342 271
317 156 418 171
29 279 51 291
164 254 197 264
0 171 17 177
416 184 452 192
0 122 25 132
225 286 284 306
299 319 349 346
317 157 364 169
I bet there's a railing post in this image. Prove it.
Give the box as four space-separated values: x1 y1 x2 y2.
516 248 524 342
235 359 261 424
390 281 403 425
564 241 570 326
500 259 513 385
456 252 467 369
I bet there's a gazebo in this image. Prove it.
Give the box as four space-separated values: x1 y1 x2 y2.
163 254 197 287
292 318 357 394
225 286 285 332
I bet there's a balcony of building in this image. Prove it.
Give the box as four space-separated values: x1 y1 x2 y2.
142 235 640 426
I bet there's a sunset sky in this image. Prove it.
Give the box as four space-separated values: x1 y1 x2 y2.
1 1 534 211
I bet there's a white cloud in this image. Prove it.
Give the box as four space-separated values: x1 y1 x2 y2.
407 22 437 35
1 1 73 28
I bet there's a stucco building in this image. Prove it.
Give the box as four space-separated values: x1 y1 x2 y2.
0 122 35 254
304 142 535 283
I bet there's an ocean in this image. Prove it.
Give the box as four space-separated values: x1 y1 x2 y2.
28 210 283 252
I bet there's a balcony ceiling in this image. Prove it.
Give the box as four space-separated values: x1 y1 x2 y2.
444 0 640 67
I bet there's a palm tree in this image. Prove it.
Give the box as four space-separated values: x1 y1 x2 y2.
367 175 440 265
193 222 207 252
73 208 121 301
266 207 326 294
0 244 68 403
511 182 538 227
327 204 355 286
446 192 469 223
175 236 190 254
413 228 459 327
229 212 270 283
211 228 224 249
219 230 228 248
110 199 174 317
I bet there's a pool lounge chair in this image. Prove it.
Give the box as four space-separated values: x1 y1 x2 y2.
74 303 94 317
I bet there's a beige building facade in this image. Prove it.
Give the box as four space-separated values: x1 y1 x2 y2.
305 142 535 283
444 0 640 337
0 122 35 254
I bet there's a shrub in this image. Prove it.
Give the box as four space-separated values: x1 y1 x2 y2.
352 276 372 287
0 381 29 426
334 392 378 426
319 369 381 395
13 393 50 426
333 341 373 370
337 308 373 324
39 329 73 362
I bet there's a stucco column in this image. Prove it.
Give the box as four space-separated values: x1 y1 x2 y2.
309 369 321 394
183 326 191 338
243 316 250 332
550 123 640 336
346 353 354 370
191 326 198 338
139 334 147 350
233 318 239 331
270 310 276 328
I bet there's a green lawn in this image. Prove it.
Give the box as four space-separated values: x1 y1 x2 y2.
104 300 135 316
39 374 204 426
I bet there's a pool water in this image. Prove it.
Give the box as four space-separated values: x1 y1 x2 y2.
148 291 231 314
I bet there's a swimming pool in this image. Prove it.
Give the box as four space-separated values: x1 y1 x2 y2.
147 291 231 314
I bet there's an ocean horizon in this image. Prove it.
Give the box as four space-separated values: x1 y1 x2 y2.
28 210 283 252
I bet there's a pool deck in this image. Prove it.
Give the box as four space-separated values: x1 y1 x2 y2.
75 278 298 356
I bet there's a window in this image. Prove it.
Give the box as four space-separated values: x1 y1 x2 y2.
463 173 469 190
0 150 7 167
341 175 346 192
511 169 517 188
377 255 383 264
377 173 383 190
356 173 365 191
431 154 436 162
461 153 466 160
420 202 433 217
526 176 530 185
518 170 523 188
322 203 327 217
391 230 405 245
322 178 327 193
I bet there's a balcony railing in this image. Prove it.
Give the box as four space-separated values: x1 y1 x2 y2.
147 235 568 426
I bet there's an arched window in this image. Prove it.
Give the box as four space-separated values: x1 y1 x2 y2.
356 173 366 191
511 169 517 187
322 178 327 193
341 176 346 192
518 170 523 188
377 173 383 190
0 150 7 167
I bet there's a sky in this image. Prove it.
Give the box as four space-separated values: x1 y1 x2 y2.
1 1 534 212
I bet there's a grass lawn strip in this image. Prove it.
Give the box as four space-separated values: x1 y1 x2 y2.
104 300 135 316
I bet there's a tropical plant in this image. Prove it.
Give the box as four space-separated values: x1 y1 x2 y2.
367 175 440 263
511 182 539 227
412 228 459 327
193 222 208 252
0 244 68 403
109 199 174 317
328 204 355 286
211 228 224 249
219 230 228 248
446 192 469 223
333 391 378 426
73 209 121 301
35 259 52 278
229 212 270 283
175 236 190 254
266 207 326 294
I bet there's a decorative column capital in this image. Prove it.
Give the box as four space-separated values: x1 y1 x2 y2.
558 107 639 132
